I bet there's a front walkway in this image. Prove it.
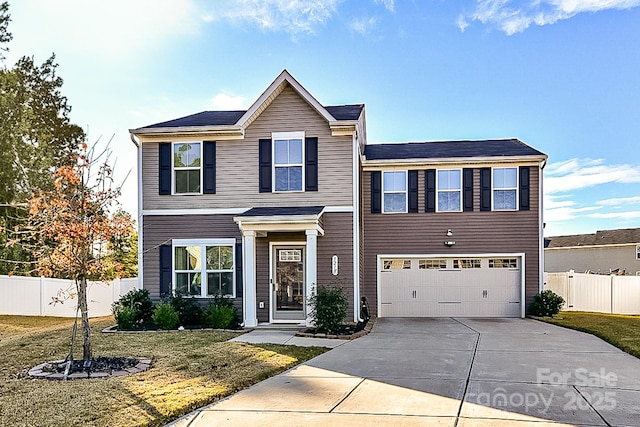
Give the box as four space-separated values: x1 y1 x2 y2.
170 318 640 426
229 329 347 348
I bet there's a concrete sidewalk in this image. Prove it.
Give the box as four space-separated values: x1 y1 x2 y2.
170 318 640 426
229 329 348 348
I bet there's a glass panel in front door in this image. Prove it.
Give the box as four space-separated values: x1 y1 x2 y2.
274 248 304 315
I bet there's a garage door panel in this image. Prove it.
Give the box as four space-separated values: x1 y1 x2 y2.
380 256 522 318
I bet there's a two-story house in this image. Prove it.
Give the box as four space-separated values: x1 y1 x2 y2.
130 70 547 327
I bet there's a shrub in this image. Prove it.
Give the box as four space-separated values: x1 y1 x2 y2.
166 292 204 327
309 284 347 334
529 290 565 317
114 305 136 330
152 303 180 330
112 289 154 329
205 295 239 329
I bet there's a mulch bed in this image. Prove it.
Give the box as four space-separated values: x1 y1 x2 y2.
296 316 376 340
29 356 152 380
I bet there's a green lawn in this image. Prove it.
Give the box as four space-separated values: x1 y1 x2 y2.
539 311 640 359
0 316 327 427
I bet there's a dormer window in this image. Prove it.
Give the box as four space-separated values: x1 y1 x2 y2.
273 132 304 192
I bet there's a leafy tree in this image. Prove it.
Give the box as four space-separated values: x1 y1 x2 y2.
0 1 84 275
8 143 130 361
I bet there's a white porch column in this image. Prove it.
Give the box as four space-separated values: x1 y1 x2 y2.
305 229 318 326
242 230 258 327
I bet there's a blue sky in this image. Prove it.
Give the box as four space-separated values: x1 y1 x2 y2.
4 0 640 237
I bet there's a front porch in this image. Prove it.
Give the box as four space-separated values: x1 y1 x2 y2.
234 206 325 327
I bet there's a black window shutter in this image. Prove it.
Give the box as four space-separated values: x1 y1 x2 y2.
480 168 492 211
408 170 419 213
235 242 243 298
463 168 474 212
203 141 216 194
159 143 171 195
425 169 436 213
519 166 530 211
371 171 381 214
258 139 272 193
159 244 172 298
305 137 318 191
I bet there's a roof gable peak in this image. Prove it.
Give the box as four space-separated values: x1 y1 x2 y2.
237 69 336 128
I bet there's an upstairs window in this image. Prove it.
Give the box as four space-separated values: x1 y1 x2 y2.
273 132 304 192
636 245 640 260
493 167 518 210
383 171 407 213
437 169 462 212
173 142 201 194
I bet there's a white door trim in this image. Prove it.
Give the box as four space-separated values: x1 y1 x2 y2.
269 241 307 324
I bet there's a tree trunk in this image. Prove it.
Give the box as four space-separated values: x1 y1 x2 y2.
78 277 92 361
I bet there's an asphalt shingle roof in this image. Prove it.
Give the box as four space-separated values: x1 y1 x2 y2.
139 104 363 129
364 139 546 160
237 206 325 217
545 228 640 248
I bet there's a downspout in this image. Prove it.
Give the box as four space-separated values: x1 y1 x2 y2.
352 127 361 322
130 133 144 290
539 158 547 294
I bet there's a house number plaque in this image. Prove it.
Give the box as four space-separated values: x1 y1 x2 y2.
331 255 339 276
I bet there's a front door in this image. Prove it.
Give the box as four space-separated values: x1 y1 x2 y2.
272 246 305 321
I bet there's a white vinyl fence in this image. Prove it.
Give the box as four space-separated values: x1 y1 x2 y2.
0 275 138 317
544 271 640 315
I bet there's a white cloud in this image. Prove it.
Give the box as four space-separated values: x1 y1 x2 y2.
597 196 640 206
210 92 247 110
586 211 640 219
545 158 640 194
374 0 396 12
7 0 202 63
459 0 640 35
206 0 343 35
350 17 378 35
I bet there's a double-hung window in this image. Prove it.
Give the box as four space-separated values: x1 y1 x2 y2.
273 132 304 192
173 239 235 298
493 167 518 210
636 245 640 260
382 171 407 213
437 169 462 212
173 142 201 194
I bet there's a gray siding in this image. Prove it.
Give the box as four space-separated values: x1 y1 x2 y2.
142 215 241 302
545 245 640 275
142 85 354 211
362 166 542 315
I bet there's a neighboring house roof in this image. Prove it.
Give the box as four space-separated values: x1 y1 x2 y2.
140 105 364 130
364 139 546 160
237 206 325 217
545 228 640 248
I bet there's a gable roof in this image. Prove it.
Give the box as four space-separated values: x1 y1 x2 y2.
130 70 363 135
545 228 640 248
364 139 546 161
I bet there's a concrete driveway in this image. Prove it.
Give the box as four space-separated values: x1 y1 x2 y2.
174 318 640 426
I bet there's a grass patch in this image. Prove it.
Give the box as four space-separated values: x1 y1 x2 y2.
0 315 328 427
539 311 640 359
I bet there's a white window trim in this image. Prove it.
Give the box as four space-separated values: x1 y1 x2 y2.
436 168 463 213
171 141 203 195
272 131 305 193
636 245 640 260
172 238 236 298
382 170 408 214
492 167 519 211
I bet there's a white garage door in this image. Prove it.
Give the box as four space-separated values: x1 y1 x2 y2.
379 256 523 318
